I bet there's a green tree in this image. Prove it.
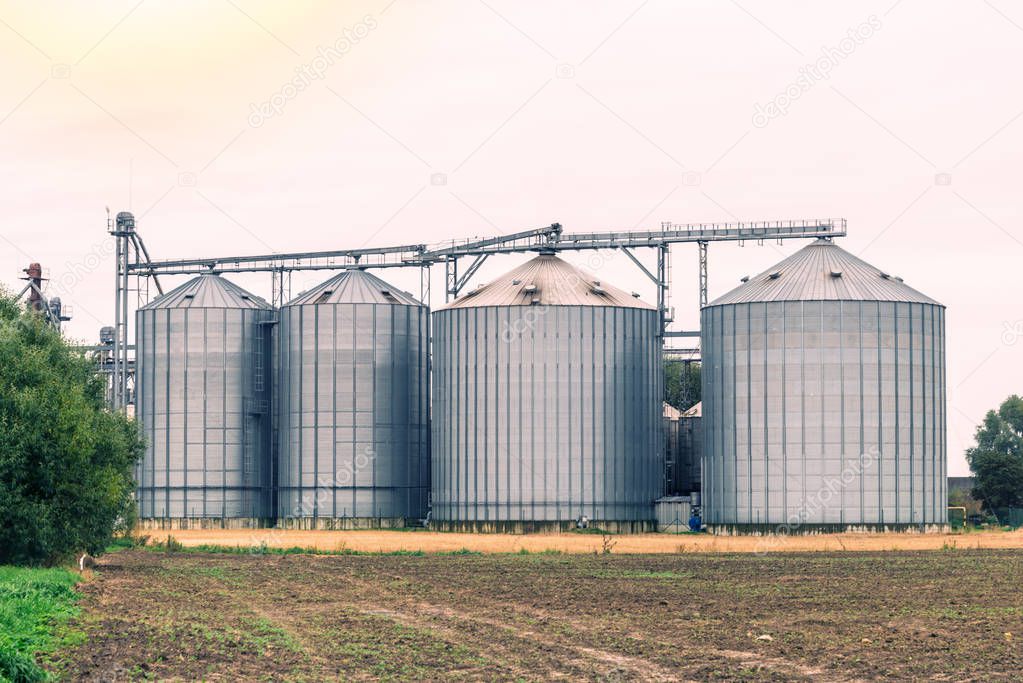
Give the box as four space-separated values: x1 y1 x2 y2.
0 293 143 566
966 395 1023 511
665 362 701 412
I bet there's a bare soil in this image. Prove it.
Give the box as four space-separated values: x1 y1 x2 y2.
55 548 1023 681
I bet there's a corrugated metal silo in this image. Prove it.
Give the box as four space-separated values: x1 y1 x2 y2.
431 253 663 532
664 402 702 496
664 403 682 495
136 274 274 527
277 270 429 528
701 239 946 533
680 403 703 497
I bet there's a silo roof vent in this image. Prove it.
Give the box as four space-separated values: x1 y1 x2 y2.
284 270 420 306
442 254 654 309
141 274 271 310
706 239 940 306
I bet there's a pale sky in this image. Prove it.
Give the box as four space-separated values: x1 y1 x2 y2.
1 0 1021 476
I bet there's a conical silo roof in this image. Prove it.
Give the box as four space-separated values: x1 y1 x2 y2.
140 273 271 310
708 239 940 307
444 254 654 309
285 269 421 306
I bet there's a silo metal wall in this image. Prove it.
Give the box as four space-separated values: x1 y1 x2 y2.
663 416 680 495
665 415 702 496
681 416 702 495
701 300 946 532
431 305 662 532
136 306 273 527
277 302 429 527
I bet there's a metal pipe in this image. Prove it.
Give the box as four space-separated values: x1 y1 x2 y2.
112 230 121 410
121 235 130 410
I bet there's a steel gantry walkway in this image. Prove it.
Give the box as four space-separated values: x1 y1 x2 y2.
106 213 846 410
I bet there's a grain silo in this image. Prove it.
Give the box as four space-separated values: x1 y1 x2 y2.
663 403 683 495
277 270 429 528
135 274 274 528
664 402 702 496
431 253 662 532
681 402 703 500
701 238 946 533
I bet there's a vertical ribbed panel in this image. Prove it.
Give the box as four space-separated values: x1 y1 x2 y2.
136 306 273 519
664 415 702 495
431 305 662 523
276 302 429 521
701 301 946 528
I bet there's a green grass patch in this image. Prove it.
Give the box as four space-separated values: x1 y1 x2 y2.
594 569 696 579
515 548 564 555
317 609 491 677
104 534 151 554
0 566 82 683
237 617 302 654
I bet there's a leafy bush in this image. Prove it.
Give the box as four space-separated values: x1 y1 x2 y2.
0 293 144 566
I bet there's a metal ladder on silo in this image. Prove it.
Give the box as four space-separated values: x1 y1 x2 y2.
244 328 266 478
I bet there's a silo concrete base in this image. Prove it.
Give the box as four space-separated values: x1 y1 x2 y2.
276 517 413 530
706 523 951 536
429 519 656 534
138 517 274 530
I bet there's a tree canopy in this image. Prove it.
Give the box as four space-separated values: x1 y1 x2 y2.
0 293 143 565
966 395 1023 511
665 361 701 412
